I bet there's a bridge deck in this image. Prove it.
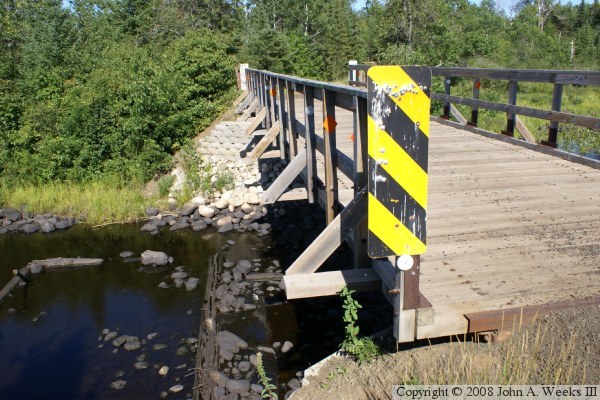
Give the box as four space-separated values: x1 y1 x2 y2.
282 95 600 339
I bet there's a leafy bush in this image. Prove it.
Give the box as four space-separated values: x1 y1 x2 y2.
339 286 380 364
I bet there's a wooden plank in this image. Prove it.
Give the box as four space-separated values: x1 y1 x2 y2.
279 187 308 202
431 93 600 131
429 67 600 85
353 96 369 269
234 91 250 113
286 80 298 157
285 190 367 275
283 268 381 299
260 151 307 204
323 89 339 224
276 77 286 158
465 297 600 333
239 98 258 121
248 124 280 159
304 87 317 203
450 104 467 125
515 117 536 143
244 107 266 135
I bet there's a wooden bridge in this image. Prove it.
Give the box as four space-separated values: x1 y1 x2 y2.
235 65 600 343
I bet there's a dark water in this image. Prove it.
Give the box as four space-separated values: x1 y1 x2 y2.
0 224 275 400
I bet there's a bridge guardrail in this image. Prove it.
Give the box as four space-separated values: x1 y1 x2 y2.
349 63 600 148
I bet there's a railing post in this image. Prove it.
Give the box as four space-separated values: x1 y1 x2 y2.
277 78 287 159
259 73 266 129
441 77 450 119
468 78 480 127
323 89 339 224
353 96 369 269
542 83 563 148
502 80 518 136
286 80 298 157
304 86 317 204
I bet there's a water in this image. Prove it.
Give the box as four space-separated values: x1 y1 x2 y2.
0 224 274 399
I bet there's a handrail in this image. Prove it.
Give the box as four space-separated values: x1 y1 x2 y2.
348 63 600 148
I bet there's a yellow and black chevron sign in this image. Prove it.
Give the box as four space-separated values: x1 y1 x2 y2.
367 66 431 257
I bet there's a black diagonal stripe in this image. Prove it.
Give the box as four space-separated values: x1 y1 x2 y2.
368 230 391 258
367 72 429 173
403 66 431 99
367 156 427 244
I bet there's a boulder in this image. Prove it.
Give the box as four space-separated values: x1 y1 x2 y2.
145 206 159 217
210 371 230 387
198 205 216 219
226 379 250 395
40 222 55 233
192 220 208 231
216 330 248 360
170 221 189 231
141 250 169 266
185 277 200 291
179 202 198 217
55 220 72 230
3 208 22 222
140 223 157 232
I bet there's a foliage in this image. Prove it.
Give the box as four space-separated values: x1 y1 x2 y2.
255 352 278 400
339 286 380 364
157 175 175 198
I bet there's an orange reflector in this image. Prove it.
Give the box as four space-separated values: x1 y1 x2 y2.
270 89 277 96
323 115 337 133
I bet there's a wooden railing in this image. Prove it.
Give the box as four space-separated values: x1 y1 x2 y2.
349 63 600 148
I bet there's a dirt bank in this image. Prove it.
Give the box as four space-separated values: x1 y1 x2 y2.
292 304 600 400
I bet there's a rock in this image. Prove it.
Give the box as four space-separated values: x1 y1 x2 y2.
213 387 226 399
158 282 169 289
170 220 189 231
192 220 208 231
147 332 158 341
198 205 216 218
171 271 188 280
210 371 230 387
214 199 228 209
223 261 235 268
55 220 72 230
169 384 184 394
124 336 141 351
251 384 264 394
238 361 251 373
141 250 169 266
152 218 167 227
185 277 199 291
174 278 184 288
281 341 294 353
227 240 236 245
235 260 253 274
110 380 127 390
153 343 167 351
218 222 233 233
3 208 22 222
140 223 157 232
40 222 55 233
186 337 198 345
146 206 159 217
215 216 232 227
21 224 39 234
249 354 258 367
176 346 188 356
257 346 275 355
287 378 301 390
134 361 149 369
112 335 128 348
243 192 260 205
216 331 248 360
179 202 198 216
104 331 118 342
120 251 135 258
241 203 254 214
226 379 250 395
159 366 169 376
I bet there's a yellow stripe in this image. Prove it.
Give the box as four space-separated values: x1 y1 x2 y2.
368 193 426 255
367 66 429 137
368 116 428 209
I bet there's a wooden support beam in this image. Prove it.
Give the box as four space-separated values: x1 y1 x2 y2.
502 80 518 137
304 86 318 204
450 104 467 125
353 97 369 270
234 91 250 113
248 123 280 159
239 99 258 121
286 190 367 275
283 268 381 299
279 187 308 202
323 89 339 224
277 78 287 159
260 151 307 204
465 297 600 333
244 107 267 136
286 80 298 158
515 116 536 143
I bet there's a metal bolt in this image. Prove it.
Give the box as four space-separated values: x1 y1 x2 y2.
375 175 387 183
379 147 386 153
376 159 388 165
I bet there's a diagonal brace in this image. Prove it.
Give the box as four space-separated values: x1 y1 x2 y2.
285 188 367 275
260 151 307 204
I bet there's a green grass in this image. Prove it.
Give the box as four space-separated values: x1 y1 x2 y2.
0 179 148 225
